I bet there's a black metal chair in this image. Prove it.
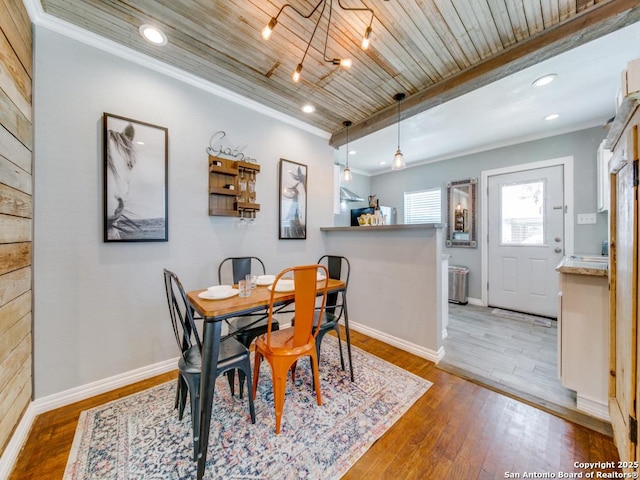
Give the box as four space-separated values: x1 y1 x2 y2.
313 255 351 377
217 257 280 396
163 269 255 460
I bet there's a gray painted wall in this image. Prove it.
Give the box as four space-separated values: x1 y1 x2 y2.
33 27 334 398
369 128 609 300
32 25 609 397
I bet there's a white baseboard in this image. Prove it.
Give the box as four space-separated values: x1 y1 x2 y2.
576 394 610 421
31 358 178 414
0 403 37 480
0 357 177 479
347 320 443 363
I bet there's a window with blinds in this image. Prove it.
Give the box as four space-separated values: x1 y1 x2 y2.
404 188 442 224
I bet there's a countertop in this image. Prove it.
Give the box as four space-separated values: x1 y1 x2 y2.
556 254 609 277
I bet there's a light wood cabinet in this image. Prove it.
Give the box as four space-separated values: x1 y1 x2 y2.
208 155 260 217
557 270 609 418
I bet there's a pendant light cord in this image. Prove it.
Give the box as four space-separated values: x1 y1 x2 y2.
397 99 400 150
343 120 352 168
393 92 405 151
342 120 352 181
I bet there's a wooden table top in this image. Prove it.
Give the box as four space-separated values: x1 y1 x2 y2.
187 278 345 320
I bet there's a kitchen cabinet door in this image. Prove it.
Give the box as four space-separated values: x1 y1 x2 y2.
609 109 638 470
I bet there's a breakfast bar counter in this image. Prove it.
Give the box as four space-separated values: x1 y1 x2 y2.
321 223 445 362
320 223 444 232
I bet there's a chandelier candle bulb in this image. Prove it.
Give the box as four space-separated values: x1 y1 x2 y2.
362 26 372 49
261 17 277 40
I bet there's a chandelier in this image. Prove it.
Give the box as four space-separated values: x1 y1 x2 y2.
261 0 375 83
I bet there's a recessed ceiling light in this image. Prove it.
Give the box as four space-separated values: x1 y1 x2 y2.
379 161 387 165
544 113 560 121
301 103 315 113
139 24 167 45
348 150 356 155
532 74 557 87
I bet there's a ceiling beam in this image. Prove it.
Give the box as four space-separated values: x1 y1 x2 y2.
329 0 640 148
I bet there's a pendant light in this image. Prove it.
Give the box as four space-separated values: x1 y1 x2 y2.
391 93 406 170
342 120 353 182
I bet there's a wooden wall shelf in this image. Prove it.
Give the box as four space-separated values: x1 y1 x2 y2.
236 202 260 211
208 155 260 216
209 165 238 176
209 186 238 196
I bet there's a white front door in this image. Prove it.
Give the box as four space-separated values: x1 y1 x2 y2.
487 165 564 318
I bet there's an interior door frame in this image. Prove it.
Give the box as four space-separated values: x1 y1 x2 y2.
480 156 575 307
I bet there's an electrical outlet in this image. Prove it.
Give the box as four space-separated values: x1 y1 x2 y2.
577 213 597 224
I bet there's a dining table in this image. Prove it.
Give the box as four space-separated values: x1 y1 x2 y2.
187 276 351 480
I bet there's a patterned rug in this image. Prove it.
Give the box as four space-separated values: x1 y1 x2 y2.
64 335 432 479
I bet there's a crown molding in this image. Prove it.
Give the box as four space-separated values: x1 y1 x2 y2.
22 0 330 140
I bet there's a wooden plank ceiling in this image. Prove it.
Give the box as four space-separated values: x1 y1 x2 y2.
40 0 640 146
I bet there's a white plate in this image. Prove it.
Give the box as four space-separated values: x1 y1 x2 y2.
256 274 276 286
268 279 295 292
207 285 233 294
198 288 239 300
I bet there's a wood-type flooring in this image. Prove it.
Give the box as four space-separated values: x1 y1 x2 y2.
10 329 620 479
440 303 611 434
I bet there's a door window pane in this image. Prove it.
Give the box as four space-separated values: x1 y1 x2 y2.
500 180 545 246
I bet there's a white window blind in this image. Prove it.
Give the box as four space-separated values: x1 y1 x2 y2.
404 188 442 224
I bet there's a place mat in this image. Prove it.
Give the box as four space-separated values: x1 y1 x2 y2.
64 335 431 479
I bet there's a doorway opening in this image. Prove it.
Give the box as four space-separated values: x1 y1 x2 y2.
485 159 570 317
441 157 610 433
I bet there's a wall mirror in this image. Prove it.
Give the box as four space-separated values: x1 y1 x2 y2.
446 178 477 248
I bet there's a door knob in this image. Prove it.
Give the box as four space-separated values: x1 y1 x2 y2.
555 237 561 242
554 247 562 253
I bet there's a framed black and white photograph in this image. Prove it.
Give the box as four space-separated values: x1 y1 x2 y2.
279 158 307 239
103 113 168 242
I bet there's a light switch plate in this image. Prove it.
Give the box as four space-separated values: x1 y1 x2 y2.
577 213 597 224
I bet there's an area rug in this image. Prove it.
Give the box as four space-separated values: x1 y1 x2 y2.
491 307 553 327
63 335 431 479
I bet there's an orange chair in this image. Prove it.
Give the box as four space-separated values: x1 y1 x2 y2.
252 264 329 434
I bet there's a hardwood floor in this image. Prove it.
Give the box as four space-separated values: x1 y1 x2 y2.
10 330 620 479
